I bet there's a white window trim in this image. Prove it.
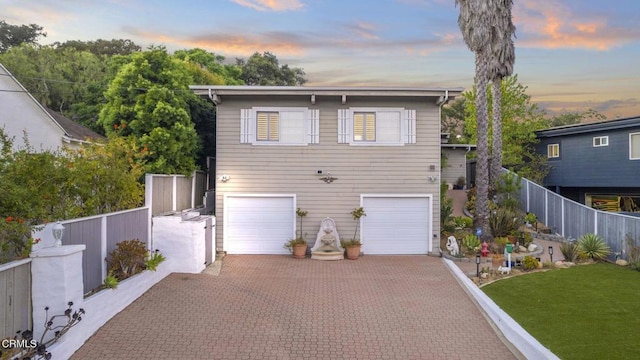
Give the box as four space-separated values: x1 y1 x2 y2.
338 107 416 146
547 143 560 158
240 107 319 146
630 132 640 160
593 136 609 147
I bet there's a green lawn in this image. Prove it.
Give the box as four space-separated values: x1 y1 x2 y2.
482 263 640 360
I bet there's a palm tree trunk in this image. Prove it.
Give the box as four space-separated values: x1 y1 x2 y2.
491 79 503 188
474 52 490 237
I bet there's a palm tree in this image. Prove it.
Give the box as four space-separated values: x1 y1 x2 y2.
487 0 516 188
455 0 492 234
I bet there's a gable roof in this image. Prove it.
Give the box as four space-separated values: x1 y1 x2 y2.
43 107 105 143
536 116 640 138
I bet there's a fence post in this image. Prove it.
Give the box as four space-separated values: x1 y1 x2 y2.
594 211 598 236
561 200 565 237
191 171 197 209
101 216 108 280
172 175 177 212
30 245 85 343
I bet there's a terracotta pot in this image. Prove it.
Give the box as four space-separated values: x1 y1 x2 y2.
345 245 361 260
292 244 307 259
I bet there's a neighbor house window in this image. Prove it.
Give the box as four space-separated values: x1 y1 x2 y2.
338 107 416 146
593 136 608 147
631 133 640 160
547 144 560 158
256 112 279 141
240 107 319 145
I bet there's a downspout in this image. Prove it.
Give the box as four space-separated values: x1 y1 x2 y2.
437 90 449 252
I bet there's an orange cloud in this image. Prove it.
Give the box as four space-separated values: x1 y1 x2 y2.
231 0 304 11
352 21 379 40
514 1 637 51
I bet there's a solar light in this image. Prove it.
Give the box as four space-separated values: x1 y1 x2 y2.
52 221 65 248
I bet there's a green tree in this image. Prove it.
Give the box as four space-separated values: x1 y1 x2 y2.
464 75 549 183
99 46 199 175
174 48 243 85
53 38 141 56
441 97 467 141
237 51 306 86
0 20 46 53
547 109 606 128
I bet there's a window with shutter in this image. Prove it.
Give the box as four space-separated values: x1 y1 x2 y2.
339 107 414 146
240 107 318 146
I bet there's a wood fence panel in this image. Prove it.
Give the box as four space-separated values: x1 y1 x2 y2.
175 177 192 211
106 208 149 255
152 177 174 215
0 261 31 340
65 218 102 294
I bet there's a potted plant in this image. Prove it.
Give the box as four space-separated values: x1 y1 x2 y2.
342 207 366 260
284 208 308 258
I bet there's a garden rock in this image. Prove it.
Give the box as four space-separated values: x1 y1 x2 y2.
527 244 538 252
555 261 575 268
518 246 528 252
616 259 629 266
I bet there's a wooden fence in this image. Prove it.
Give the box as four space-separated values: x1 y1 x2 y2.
145 171 207 216
0 259 31 340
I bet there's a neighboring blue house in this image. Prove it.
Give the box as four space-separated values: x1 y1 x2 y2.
535 116 640 213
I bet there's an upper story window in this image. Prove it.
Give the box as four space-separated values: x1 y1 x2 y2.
593 136 608 147
338 107 416 146
547 143 560 158
631 133 640 160
240 107 319 146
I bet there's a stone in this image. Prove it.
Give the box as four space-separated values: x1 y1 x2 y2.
616 259 629 266
527 244 538 252
311 218 344 260
519 246 528 253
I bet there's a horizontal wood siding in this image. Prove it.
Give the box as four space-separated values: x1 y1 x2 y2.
539 126 640 188
442 148 467 186
215 96 441 253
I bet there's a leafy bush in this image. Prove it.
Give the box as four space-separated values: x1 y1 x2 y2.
462 234 481 254
523 255 539 270
626 234 640 271
493 236 510 254
489 208 521 237
493 172 522 210
521 231 533 247
107 239 148 280
453 216 473 229
560 241 579 262
577 233 611 261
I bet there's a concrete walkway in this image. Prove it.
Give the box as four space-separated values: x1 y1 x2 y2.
72 255 517 360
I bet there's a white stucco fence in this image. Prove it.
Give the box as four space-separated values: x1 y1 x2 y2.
443 258 559 360
29 214 214 359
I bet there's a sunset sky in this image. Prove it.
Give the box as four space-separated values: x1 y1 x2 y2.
2 0 640 118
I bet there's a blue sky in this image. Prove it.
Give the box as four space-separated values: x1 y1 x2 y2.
2 0 640 118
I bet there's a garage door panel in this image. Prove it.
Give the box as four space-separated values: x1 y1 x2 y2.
225 195 294 254
362 196 430 254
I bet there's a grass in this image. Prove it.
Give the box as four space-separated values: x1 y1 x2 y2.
482 263 640 360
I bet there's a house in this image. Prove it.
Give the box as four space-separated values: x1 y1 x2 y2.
190 85 463 255
0 63 103 151
535 116 640 213
441 133 475 189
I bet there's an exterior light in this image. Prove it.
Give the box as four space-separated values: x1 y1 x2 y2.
218 174 230 182
548 246 554 262
52 221 65 248
476 253 481 278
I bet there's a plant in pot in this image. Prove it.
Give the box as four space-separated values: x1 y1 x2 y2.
284 208 308 258
342 207 366 260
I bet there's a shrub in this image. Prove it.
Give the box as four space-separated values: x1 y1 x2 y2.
493 236 510 254
145 250 166 271
103 272 119 289
523 255 539 270
462 234 481 254
560 241 579 262
577 233 611 261
626 234 640 271
107 239 148 280
453 216 473 229
542 261 555 269
489 208 521 237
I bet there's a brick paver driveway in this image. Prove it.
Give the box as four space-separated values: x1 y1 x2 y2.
72 255 517 359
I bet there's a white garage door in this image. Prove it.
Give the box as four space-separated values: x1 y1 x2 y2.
361 195 431 254
224 194 295 254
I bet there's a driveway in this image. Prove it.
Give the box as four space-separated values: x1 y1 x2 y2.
72 255 517 359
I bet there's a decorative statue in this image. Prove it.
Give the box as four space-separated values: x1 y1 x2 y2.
446 236 459 256
481 240 490 257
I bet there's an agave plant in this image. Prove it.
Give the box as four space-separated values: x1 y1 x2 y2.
559 240 579 262
577 233 611 260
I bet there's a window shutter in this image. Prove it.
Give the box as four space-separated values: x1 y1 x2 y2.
309 109 319 144
338 109 349 143
240 109 252 143
404 109 416 144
